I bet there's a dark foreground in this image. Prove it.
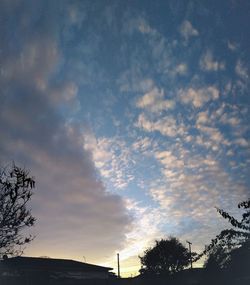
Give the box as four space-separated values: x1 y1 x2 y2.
1 270 250 285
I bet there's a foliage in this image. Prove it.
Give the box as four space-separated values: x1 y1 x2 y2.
203 239 250 283
204 244 230 271
197 200 250 275
139 237 192 276
226 239 250 277
0 163 35 257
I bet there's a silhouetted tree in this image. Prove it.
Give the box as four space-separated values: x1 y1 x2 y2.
204 237 250 283
196 199 250 281
0 164 35 257
226 239 250 278
139 237 192 276
204 244 229 271
197 199 250 262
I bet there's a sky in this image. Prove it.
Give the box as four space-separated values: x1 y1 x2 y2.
0 0 250 277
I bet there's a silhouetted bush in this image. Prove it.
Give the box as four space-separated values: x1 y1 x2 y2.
0 163 35 257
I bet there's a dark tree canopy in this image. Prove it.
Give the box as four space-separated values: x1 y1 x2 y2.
204 244 229 272
226 239 250 278
197 199 250 262
139 237 192 276
0 164 35 257
198 199 250 279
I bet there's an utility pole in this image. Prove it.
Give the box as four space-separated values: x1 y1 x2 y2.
117 253 120 278
186 241 193 269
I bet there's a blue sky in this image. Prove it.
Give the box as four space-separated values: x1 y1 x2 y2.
0 0 249 276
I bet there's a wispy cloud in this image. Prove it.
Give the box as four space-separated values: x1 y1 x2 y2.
227 41 238 51
235 60 249 80
173 63 188 75
179 20 199 41
200 50 225 72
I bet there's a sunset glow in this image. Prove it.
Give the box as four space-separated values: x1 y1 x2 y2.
0 0 249 277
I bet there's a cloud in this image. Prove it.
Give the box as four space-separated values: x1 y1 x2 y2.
227 41 238 51
235 60 248 81
179 20 199 41
103 198 166 276
155 151 184 169
120 199 164 258
196 125 227 145
136 87 164 108
124 15 159 38
196 111 210 125
199 50 225 72
136 113 186 137
137 18 157 36
148 145 248 250
234 138 248 147
174 63 188 75
0 1 131 262
179 86 219 108
1 1 249 273
84 134 135 189
136 87 175 112
132 137 152 153
220 113 241 127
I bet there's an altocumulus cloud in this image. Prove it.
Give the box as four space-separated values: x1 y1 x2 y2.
0 1 132 262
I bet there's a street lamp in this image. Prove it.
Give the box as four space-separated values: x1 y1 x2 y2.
186 241 193 269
